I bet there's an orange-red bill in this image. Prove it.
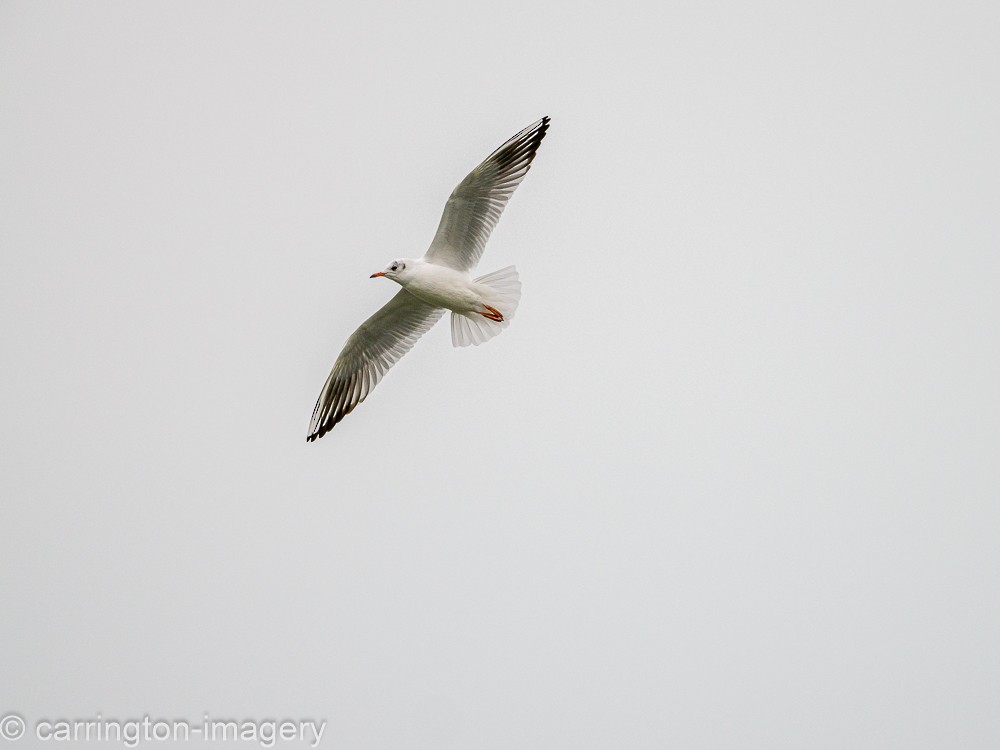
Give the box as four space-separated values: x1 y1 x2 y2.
370 272 386 278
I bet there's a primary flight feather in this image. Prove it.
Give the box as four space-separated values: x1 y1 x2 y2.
307 116 550 441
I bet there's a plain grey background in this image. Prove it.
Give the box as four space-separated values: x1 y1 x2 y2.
2 1 998 748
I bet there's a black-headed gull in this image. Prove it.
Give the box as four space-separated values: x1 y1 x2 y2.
307 116 550 441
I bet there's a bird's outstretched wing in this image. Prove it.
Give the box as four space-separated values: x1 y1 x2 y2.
307 290 444 440
423 116 549 272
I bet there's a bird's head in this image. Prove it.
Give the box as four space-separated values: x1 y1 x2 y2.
370 259 412 283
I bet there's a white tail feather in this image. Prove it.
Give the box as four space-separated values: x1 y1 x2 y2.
451 265 521 347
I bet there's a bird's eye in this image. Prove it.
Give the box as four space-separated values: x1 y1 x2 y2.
391 264 398 271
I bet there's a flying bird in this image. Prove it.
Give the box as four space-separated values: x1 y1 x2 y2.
307 116 550 441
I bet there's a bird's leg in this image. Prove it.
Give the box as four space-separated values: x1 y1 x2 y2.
479 304 504 322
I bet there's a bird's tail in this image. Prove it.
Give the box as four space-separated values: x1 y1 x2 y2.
450 265 521 347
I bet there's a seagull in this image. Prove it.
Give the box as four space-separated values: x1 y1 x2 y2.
307 116 550 441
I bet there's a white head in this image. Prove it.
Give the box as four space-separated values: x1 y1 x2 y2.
370 258 416 283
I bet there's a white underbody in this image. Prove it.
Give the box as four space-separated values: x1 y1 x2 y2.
397 261 494 313
379 258 522 347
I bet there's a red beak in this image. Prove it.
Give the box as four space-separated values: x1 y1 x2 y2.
370 272 386 278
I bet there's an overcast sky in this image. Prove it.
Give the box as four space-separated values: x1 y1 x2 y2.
2 1 998 748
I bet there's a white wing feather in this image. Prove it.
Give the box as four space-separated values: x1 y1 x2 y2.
307 290 444 441
423 116 549 272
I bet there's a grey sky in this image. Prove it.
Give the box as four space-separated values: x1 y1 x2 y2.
2 1 998 748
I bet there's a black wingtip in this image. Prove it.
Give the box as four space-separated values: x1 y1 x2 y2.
489 116 551 173
529 115 550 150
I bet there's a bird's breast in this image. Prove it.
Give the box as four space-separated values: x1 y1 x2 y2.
402 265 480 312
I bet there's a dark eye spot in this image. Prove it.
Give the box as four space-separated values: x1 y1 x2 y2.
391 264 398 271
